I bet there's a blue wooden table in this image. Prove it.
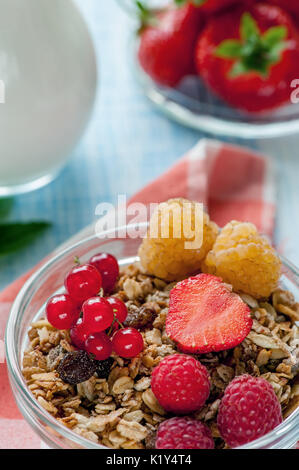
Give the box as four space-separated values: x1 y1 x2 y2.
0 0 298 290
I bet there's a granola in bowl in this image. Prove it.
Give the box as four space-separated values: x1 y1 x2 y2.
22 199 299 449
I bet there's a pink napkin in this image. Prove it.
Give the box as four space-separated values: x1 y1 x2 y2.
0 139 276 449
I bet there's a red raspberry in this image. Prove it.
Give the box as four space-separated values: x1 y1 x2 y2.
151 354 210 414
156 417 214 449
217 374 282 448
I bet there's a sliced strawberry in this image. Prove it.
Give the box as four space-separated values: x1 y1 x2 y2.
166 273 252 354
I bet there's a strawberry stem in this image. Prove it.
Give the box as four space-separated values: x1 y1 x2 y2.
215 12 288 78
174 0 206 6
135 0 158 31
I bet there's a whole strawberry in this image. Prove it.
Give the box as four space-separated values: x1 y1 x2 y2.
217 375 282 447
156 417 214 449
195 3 299 112
137 2 203 87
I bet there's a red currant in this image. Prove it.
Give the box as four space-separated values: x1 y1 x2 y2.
70 317 89 350
112 328 144 359
89 253 119 293
85 333 112 361
106 297 128 323
64 264 102 303
46 294 79 330
82 297 114 333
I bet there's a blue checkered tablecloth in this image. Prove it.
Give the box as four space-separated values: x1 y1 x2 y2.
0 0 298 290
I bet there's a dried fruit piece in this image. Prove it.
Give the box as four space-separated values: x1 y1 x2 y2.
124 304 157 330
138 198 218 281
202 221 281 299
96 357 114 379
166 273 253 354
57 350 97 385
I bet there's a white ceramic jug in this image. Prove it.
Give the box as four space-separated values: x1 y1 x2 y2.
0 0 97 195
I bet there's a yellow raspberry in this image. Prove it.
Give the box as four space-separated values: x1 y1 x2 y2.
202 221 281 299
138 198 219 281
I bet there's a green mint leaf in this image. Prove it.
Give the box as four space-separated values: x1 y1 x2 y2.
0 198 14 220
0 222 51 256
240 12 260 42
215 40 243 59
262 26 287 47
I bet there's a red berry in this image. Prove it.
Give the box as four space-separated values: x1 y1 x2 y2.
89 253 119 293
156 417 214 449
217 374 283 448
151 354 210 414
138 4 203 87
46 294 79 330
85 332 112 361
64 264 102 303
70 317 89 350
82 297 114 333
112 328 144 359
106 297 128 323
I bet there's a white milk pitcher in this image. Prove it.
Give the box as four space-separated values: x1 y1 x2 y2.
0 0 97 195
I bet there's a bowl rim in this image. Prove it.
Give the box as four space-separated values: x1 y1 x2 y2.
5 223 299 449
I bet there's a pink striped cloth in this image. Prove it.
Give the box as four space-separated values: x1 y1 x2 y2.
0 139 276 449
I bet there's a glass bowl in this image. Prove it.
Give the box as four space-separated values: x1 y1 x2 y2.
5 224 299 449
135 64 299 140
124 0 299 139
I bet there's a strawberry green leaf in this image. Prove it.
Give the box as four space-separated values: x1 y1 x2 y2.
135 0 158 30
0 222 51 256
240 12 260 42
215 40 243 59
229 61 251 78
262 26 287 47
266 41 288 64
174 0 206 6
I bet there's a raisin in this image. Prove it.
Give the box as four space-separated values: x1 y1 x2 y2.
96 357 114 379
124 303 157 329
57 350 97 385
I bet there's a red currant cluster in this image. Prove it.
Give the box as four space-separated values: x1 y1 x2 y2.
46 253 144 361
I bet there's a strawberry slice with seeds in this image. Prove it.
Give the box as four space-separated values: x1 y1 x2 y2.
166 274 252 354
